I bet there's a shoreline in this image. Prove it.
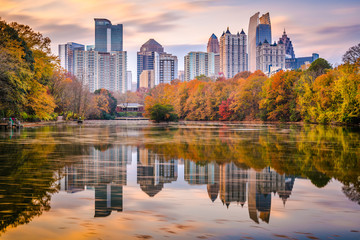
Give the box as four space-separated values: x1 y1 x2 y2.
17 119 360 129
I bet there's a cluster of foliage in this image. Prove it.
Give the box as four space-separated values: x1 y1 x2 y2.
147 104 178 123
0 20 56 120
0 19 118 121
144 51 360 124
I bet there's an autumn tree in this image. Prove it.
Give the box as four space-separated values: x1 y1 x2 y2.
230 70 267 120
0 19 56 120
93 89 117 119
260 71 302 122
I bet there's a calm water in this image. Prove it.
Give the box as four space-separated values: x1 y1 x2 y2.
0 122 359 240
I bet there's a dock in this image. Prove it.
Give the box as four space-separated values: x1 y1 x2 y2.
0 122 22 129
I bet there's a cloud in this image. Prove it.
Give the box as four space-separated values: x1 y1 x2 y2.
317 24 360 35
39 23 92 43
123 12 183 33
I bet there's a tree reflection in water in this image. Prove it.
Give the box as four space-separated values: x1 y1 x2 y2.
0 124 359 233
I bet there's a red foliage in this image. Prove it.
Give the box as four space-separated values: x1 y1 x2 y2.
219 98 234 120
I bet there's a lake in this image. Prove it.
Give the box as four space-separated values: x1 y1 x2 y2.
0 121 359 239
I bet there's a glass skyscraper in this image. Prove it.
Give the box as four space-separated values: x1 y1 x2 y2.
94 18 123 52
248 12 272 72
256 24 271 45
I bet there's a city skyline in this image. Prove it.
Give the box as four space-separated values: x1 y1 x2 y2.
1 0 359 79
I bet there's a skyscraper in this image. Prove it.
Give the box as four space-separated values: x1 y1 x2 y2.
248 12 259 72
248 12 272 72
94 18 123 52
219 27 248 78
61 18 127 93
184 52 215 81
159 53 178 84
137 39 164 88
207 34 220 76
207 34 219 53
59 42 85 74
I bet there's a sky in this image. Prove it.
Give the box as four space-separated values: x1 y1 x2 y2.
1 0 360 81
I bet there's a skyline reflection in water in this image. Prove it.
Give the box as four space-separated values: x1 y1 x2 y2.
0 123 359 239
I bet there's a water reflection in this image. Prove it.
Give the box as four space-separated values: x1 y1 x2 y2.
59 146 129 217
0 123 359 238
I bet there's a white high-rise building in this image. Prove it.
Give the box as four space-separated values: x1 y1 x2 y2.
72 50 127 93
184 52 215 81
219 28 248 79
159 53 178 84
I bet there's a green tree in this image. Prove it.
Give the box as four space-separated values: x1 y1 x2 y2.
148 104 178 123
308 58 332 79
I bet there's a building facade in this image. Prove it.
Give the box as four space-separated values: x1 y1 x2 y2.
139 70 155 89
248 12 272 72
219 28 248 79
256 40 285 75
285 53 319 70
59 42 85 74
248 12 260 72
207 34 220 76
159 53 178 84
94 18 123 52
73 50 127 93
207 33 220 54
184 51 215 81
279 29 295 59
137 39 164 88
126 71 132 92
178 70 185 82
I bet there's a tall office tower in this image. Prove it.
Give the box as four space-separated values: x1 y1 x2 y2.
248 12 260 72
248 12 272 72
256 13 271 45
219 28 248 79
94 18 123 52
207 34 220 76
279 29 295 59
139 70 155 89
126 71 132 92
137 39 164 88
158 53 178 84
184 52 215 81
207 34 219 53
256 39 285 75
58 42 85 73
